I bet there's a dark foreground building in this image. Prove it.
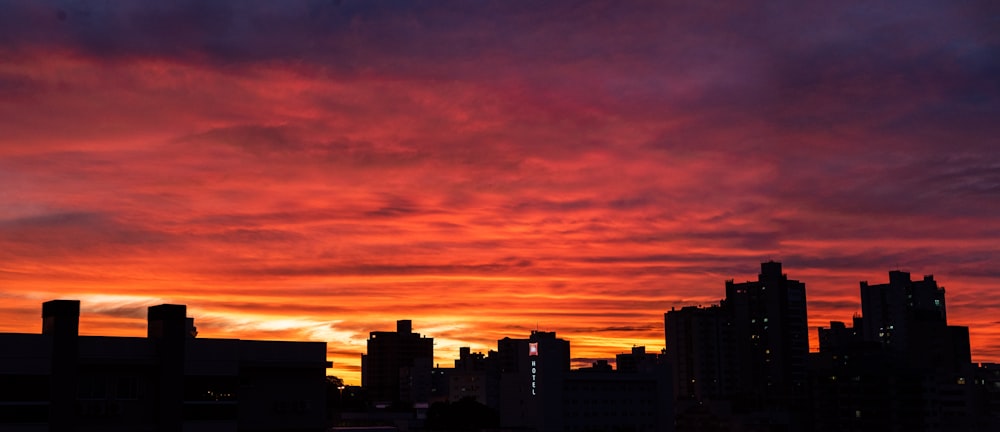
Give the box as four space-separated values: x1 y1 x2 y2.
666 261 810 431
496 331 673 432
361 320 434 409
0 300 331 432
360 327 674 432
812 271 988 432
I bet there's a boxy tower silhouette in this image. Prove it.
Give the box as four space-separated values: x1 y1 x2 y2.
725 261 809 409
859 270 970 371
813 270 978 431
666 261 809 430
361 320 434 408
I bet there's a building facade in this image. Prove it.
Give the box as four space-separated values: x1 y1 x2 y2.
665 261 810 431
812 270 980 431
0 300 330 432
360 320 433 408
724 260 809 411
497 330 570 432
665 305 731 403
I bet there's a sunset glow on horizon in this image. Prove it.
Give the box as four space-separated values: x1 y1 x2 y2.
1 1 999 385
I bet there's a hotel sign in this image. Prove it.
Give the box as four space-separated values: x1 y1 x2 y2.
529 342 538 395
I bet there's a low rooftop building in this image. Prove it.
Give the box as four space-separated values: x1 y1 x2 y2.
0 300 331 432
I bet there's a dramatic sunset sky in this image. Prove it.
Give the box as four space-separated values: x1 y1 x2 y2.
1 1 998 384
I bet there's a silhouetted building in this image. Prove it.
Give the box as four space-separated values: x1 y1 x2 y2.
972 363 1000 429
665 304 737 431
497 330 570 432
494 331 672 432
576 359 614 372
860 271 970 373
817 316 864 354
725 261 809 412
428 346 500 410
430 366 449 404
812 270 980 431
615 346 662 373
360 320 433 409
665 261 810 431
810 341 929 432
0 300 330 432
665 305 731 403
860 271 946 347
562 365 673 432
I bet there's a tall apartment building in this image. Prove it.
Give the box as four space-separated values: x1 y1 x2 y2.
860 271 969 372
725 261 809 408
496 330 570 432
813 270 977 431
665 261 809 430
664 305 731 402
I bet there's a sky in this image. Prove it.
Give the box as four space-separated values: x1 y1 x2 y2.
0 0 998 385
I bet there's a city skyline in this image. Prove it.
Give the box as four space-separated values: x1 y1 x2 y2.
0 264 994 386
1 263 990 430
1 0 999 387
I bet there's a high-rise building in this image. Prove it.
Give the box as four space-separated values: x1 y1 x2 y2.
724 261 809 408
497 330 569 432
361 320 434 407
812 270 978 431
860 271 970 373
664 305 731 402
665 261 809 431
860 270 947 352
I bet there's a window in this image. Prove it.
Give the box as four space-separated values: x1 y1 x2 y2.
78 375 107 400
116 376 140 400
